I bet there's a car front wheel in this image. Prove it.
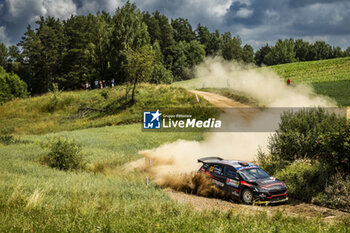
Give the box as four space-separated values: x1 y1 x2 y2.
241 188 253 204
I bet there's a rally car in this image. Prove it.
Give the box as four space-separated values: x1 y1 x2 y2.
198 157 288 205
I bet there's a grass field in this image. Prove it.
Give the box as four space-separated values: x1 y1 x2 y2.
269 57 350 84
1 124 349 232
0 84 213 135
269 58 350 106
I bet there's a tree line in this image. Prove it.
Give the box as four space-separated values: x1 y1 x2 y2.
0 2 349 95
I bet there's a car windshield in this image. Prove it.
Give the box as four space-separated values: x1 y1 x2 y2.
238 168 270 180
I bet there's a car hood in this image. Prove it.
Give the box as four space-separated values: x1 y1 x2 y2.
251 177 286 191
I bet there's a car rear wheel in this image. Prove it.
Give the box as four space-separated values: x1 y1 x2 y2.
241 189 253 204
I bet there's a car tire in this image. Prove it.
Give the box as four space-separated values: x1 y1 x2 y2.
241 188 253 204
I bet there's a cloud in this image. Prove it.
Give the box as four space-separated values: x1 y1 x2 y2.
0 0 349 50
0 26 10 45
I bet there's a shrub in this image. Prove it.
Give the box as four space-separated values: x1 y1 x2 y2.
268 108 345 161
318 125 350 174
0 66 29 103
256 150 289 175
312 173 350 211
42 137 86 171
274 160 330 201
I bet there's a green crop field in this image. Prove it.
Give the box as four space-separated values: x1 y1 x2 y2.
269 58 350 106
269 57 350 84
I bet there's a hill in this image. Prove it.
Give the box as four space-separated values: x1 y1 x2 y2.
269 57 350 106
0 84 213 135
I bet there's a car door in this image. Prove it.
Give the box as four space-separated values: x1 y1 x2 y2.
209 164 226 189
223 165 241 197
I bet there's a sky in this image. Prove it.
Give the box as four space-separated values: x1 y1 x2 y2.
0 0 349 50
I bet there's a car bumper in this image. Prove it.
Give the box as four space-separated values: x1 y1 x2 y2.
252 192 288 205
254 196 288 205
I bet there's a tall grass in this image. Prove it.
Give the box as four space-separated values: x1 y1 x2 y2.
0 84 212 135
0 124 349 232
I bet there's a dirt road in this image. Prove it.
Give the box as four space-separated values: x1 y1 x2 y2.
162 90 350 222
190 90 248 108
168 190 349 222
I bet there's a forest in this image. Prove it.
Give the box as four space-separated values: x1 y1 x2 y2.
0 2 349 96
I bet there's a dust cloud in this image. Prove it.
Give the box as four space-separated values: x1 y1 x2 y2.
192 57 335 107
130 57 336 194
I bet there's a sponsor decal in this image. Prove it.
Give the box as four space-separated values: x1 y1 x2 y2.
212 179 224 187
209 166 214 172
236 165 259 170
226 178 240 188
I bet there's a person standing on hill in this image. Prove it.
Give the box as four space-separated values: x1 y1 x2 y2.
99 80 103 89
287 78 291 86
94 80 98 89
111 78 115 87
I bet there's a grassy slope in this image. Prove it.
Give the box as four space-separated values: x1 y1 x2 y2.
1 125 349 232
174 57 350 106
0 84 213 135
269 57 350 84
269 57 350 106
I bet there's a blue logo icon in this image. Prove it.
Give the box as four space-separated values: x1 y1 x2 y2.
143 110 161 129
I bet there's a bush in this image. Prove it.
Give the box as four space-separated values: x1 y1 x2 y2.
312 173 350 211
42 137 86 171
274 160 330 201
318 125 350 174
256 150 289 175
0 66 29 103
268 108 345 161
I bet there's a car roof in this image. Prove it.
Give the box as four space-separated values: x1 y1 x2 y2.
206 160 258 170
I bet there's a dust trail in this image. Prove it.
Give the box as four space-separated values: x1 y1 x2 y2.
130 57 336 195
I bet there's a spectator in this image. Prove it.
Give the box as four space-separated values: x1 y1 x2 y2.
94 80 98 89
111 78 115 87
103 80 106 88
287 78 291 86
99 80 103 89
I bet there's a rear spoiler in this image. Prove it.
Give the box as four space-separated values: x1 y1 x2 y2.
197 157 223 163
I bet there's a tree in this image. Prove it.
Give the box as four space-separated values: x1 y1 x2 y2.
310 41 332 60
109 2 150 83
207 30 222 56
149 41 172 84
181 40 205 68
171 18 196 43
255 43 271 66
164 43 187 80
0 43 8 68
264 38 296 65
221 32 242 61
294 39 310 62
331 46 344 58
124 45 155 103
19 17 65 93
196 24 211 55
242 44 254 63
62 15 93 89
345 47 350 57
